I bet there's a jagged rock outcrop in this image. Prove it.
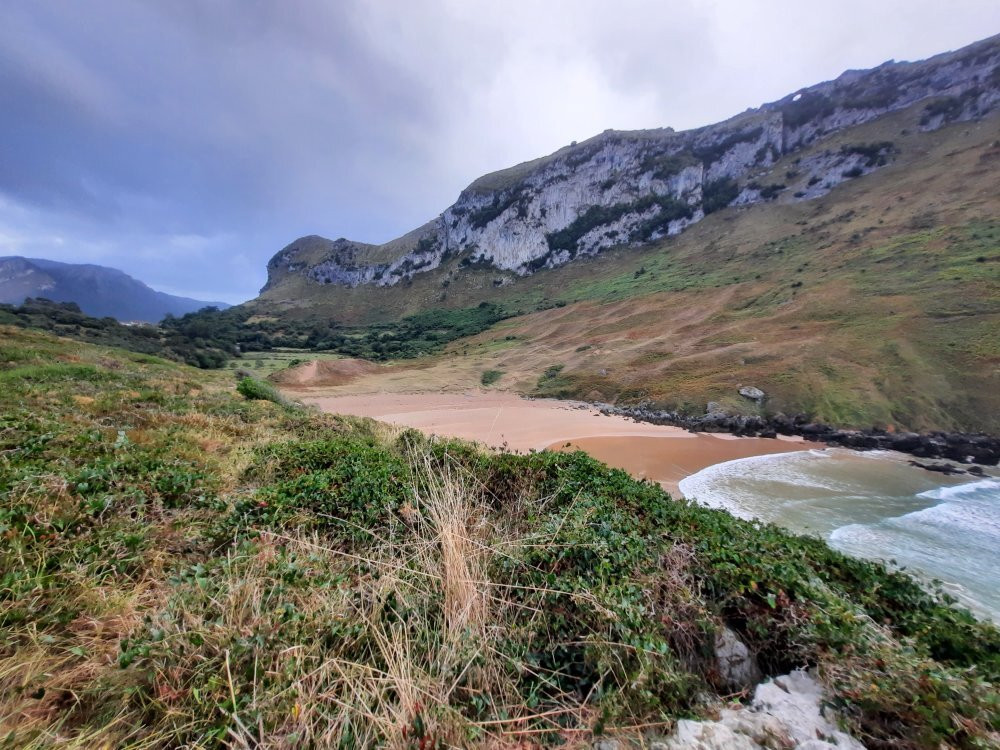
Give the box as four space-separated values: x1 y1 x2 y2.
652 670 865 750
738 386 766 403
262 34 1000 295
715 627 762 692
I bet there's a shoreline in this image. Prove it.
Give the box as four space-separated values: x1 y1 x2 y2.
299 386 1000 621
675 448 1000 622
598 402 1000 469
300 390 810 496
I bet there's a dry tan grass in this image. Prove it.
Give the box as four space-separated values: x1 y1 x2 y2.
0 578 165 747
7 443 546 749
192 448 593 749
290 450 514 747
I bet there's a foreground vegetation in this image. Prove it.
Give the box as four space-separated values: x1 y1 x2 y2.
1 327 998 748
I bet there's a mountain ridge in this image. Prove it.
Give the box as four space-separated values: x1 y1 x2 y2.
260 32 1000 303
181 33 1000 433
0 256 230 323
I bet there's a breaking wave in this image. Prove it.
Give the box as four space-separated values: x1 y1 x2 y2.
680 452 1000 621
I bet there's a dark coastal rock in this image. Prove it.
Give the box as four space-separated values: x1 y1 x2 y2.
800 422 832 436
908 460 966 475
887 432 923 452
596 403 1000 467
826 432 881 450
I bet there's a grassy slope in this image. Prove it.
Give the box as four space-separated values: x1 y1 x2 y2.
1 326 999 748
252 106 1000 432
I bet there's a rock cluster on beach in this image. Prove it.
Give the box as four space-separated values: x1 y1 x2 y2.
598 403 1000 466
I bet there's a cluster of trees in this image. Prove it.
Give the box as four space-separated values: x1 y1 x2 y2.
1 298 510 369
332 303 508 360
0 299 235 368
161 302 508 363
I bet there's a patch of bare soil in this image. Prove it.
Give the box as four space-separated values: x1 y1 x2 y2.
270 359 380 388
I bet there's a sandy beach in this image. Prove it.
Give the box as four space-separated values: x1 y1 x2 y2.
303 391 809 495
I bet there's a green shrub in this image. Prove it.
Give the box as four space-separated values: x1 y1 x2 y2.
692 127 763 164
480 369 503 386
236 376 283 404
468 184 530 229
702 177 740 214
224 436 412 542
844 142 894 165
535 363 575 397
546 195 694 254
758 183 786 200
781 91 835 128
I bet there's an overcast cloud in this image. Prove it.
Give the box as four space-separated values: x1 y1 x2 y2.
1 1 997 303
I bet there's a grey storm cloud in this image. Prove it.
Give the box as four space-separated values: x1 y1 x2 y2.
1 0 998 303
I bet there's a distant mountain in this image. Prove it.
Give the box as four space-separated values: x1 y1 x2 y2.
0 257 230 323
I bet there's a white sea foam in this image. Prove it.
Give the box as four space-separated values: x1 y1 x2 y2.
679 450 835 515
916 478 1000 502
680 452 1000 622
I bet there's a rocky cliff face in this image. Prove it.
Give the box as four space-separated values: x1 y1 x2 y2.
263 34 1000 294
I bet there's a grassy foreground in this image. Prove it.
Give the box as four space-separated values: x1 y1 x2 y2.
1 327 998 748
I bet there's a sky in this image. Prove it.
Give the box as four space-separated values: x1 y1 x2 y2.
1 1 998 304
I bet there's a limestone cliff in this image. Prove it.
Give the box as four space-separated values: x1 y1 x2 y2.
262 33 1000 295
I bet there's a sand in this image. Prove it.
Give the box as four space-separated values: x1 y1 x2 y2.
303 391 810 496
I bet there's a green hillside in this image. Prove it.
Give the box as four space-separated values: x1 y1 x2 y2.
241 105 1000 432
1 327 998 747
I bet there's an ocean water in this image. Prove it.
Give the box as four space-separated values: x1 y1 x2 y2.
678 449 1000 622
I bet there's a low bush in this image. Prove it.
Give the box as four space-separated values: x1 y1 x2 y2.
841 141 896 167
534 363 576 398
480 369 503 386
702 177 740 214
546 195 694 254
236 376 284 404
